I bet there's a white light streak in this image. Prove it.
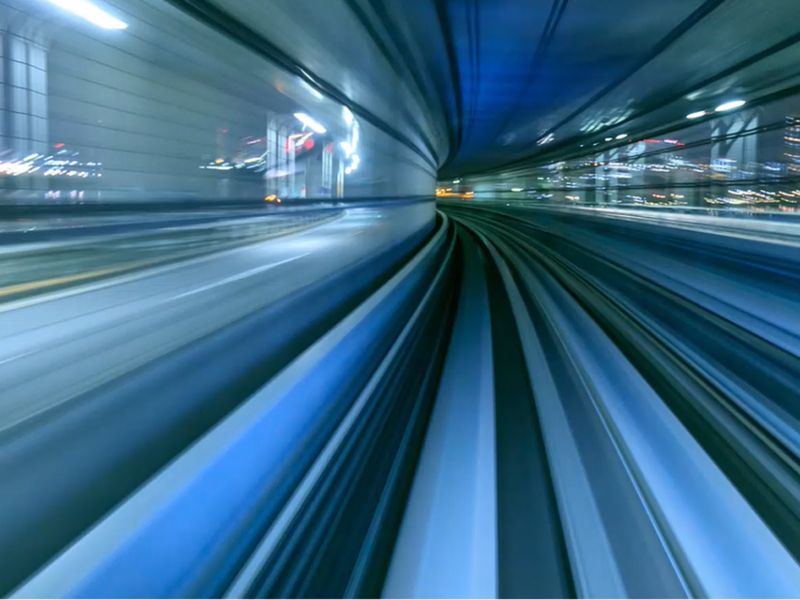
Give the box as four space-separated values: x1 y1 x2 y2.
715 99 746 112
293 112 327 134
47 0 128 29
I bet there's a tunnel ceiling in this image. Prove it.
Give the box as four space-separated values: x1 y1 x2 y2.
189 0 800 179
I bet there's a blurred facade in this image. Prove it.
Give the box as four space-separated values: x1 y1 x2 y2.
457 96 800 211
0 0 436 201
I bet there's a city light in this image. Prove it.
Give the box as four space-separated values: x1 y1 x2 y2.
293 112 327 134
715 99 746 112
47 0 128 29
342 106 354 126
615 133 628 140
345 153 360 175
604 137 613 142
686 110 707 119
340 141 354 157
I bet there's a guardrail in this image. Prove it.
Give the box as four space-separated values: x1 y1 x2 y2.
13 215 455 598
0 210 343 302
0 210 434 595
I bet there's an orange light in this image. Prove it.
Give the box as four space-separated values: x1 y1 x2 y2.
436 188 473 200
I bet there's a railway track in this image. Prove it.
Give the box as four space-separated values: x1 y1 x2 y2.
5 202 800 597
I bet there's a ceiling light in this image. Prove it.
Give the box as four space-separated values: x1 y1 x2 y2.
604 137 613 142
686 110 707 119
715 99 746 112
615 133 628 140
293 112 327 134
47 0 128 29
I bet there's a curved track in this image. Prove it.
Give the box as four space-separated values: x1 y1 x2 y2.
437 202 800 598
4 200 800 598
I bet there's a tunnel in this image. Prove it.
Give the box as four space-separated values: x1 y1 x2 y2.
1 0 800 597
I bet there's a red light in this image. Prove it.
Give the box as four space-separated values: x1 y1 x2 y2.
304 138 315 151
54 143 65 149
